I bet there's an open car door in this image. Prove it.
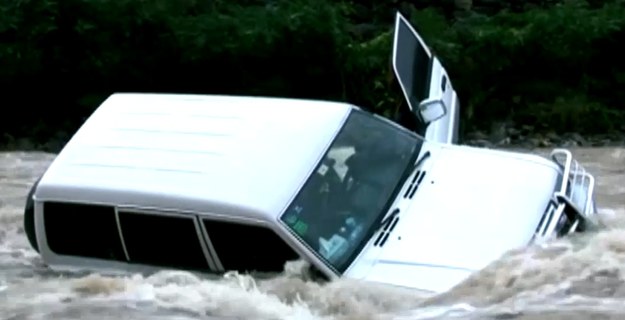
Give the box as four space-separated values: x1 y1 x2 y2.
392 12 460 144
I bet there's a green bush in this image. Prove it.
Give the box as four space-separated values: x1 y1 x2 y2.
410 0 625 133
1 0 624 150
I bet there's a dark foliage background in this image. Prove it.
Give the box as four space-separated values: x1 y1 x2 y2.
1 0 624 150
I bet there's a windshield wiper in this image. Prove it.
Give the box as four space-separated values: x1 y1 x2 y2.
373 151 430 231
413 150 431 171
367 150 431 245
395 150 431 192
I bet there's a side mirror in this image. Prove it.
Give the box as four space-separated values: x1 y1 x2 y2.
418 97 447 124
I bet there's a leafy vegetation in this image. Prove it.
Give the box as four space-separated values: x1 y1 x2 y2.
1 0 624 150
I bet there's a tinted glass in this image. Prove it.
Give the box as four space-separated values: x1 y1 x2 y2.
280 110 421 273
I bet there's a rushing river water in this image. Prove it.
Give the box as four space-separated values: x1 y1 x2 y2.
0 147 624 320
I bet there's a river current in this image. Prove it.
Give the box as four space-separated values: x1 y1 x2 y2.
1 147 623 320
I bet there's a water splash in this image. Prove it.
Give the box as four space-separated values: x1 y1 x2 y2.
0 148 623 320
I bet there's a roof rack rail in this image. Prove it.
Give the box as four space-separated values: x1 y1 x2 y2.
534 149 596 240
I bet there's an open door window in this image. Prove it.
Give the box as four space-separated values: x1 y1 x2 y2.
392 12 458 128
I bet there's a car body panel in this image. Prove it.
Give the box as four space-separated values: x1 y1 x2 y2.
36 93 351 222
392 12 460 144
343 143 561 293
25 94 598 294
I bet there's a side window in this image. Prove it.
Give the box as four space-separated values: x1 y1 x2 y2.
202 219 300 273
118 211 211 272
43 202 126 262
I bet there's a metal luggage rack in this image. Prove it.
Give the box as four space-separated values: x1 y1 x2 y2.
535 149 596 239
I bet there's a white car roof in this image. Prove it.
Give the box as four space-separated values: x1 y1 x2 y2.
36 93 352 222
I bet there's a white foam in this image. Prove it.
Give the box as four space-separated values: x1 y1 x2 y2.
1 148 624 319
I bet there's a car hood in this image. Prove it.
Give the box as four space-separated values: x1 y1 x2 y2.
353 144 561 293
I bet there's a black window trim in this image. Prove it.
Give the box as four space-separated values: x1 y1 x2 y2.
41 200 128 262
114 206 131 262
39 201 302 274
115 207 217 271
198 216 301 274
197 215 225 272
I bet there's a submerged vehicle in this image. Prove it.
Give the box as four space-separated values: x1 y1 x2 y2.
23 13 597 294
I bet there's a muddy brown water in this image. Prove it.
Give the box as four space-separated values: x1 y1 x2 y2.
0 147 623 320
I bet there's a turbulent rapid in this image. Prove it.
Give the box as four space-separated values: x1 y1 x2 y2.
1 148 624 320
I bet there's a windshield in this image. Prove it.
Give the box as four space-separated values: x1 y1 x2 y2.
280 109 423 274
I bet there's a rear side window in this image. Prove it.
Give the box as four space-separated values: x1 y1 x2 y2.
43 202 126 261
202 219 300 273
118 211 211 271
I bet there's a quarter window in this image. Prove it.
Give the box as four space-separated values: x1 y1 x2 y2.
43 202 126 262
202 219 300 273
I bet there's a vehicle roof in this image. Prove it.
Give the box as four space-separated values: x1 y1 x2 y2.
36 93 353 222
